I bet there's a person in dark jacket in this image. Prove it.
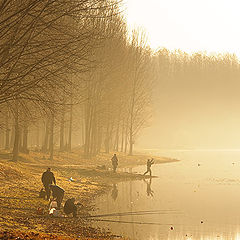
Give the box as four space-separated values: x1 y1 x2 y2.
143 158 154 176
49 184 64 209
111 154 118 173
41 168 56 200
64 198 77 217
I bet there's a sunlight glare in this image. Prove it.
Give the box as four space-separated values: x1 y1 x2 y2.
124 0 240 57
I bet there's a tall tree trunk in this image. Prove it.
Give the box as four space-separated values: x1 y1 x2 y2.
60 107 65 151
108 119 115 152
90 109 98 157
84 101 92 158
12 101 19 161
120 119 125 152
81 117 85 147
49 114 54 160
105 119 110 154
22 124 28 153
5 110 10 150
36 123 40 148
68 99 73 152
114 119 120 152
97 126 102 154
10 124 15 149
128 82 136 156
129 126 133 156
42 119 49 152
124 118 129 154
19 127 22 152
0 130 3 148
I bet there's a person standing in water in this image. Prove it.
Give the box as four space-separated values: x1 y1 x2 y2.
143 158 154 176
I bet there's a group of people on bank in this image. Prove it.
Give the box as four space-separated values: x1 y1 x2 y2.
40 154 154 217
41 168 77 217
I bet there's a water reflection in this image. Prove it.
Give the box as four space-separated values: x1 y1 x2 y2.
144 178 154 197
93 150 240 240
111 184 118 201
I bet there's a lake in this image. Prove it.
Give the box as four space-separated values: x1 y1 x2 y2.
92 150 240 240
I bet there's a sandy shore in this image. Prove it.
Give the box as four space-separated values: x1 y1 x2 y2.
0 150 178 239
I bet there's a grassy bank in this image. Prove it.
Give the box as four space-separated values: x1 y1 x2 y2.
0 150 178 239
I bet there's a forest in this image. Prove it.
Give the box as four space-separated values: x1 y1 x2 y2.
0 0 239 161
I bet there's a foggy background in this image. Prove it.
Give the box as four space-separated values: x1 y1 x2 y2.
137 54 240 150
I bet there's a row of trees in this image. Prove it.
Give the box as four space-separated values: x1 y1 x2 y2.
2 1 238 161
0 0 154 160
155 49 240 107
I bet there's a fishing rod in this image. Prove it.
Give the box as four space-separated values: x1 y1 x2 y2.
86 211 179 218
31 214 180 228
81 209 182 219
0 196 38 200
91 218 179 226
0 206 33 211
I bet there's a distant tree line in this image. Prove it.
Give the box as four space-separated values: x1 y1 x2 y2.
0 0 154 160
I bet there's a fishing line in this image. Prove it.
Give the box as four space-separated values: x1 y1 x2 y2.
91 218 180 226
82 209 182 218
0 196 38 200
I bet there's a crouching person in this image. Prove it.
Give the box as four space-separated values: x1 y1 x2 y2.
49 200 63 217
49 184 64 209
64 198 77 217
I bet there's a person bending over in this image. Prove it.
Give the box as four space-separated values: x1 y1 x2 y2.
49 184 64 209
64 198 77 217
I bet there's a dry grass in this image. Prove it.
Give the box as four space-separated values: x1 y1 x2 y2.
0 149 176 239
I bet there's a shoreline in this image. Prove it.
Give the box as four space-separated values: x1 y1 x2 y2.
0 150 178 239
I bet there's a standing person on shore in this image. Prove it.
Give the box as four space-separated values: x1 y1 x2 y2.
49 184 65 209
143 158 154 177
41 168 56 200
111 154 118 173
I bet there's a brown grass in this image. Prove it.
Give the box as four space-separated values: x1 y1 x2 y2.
0 149 176 239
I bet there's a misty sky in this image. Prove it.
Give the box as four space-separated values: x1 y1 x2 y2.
125 1 240 149
125 0 240 57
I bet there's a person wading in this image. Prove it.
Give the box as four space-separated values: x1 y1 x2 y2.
143 158 154 177
41 168 56 200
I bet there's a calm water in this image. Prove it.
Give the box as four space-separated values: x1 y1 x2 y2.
92 150 240 240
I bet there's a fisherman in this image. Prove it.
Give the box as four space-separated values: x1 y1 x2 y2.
49 184 64 209
111 154 118 173
41 167 56 200
143 158 154 176
64 198 77 217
